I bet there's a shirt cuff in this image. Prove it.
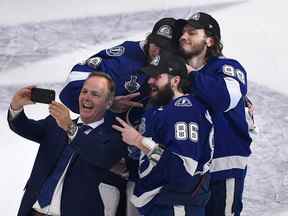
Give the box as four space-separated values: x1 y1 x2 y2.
9 105 23 120
68 126 78 142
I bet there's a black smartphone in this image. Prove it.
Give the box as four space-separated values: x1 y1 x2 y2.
31 87 55 104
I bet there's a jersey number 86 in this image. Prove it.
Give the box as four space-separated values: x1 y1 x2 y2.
175 122 199 142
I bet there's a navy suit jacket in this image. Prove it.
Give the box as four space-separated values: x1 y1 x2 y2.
8 110 127 216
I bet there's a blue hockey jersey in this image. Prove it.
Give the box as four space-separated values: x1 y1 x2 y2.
59 41 148 114
188 56 252 181
131 95 213 214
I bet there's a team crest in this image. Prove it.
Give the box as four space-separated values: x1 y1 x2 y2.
191 13 201 21
174 97 192 107
124 75 141 93
157 25 173 39
86 57 102 69
106 46 125 56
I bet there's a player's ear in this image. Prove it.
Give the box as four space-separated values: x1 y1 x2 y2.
206 37 215 47
171 75 181 89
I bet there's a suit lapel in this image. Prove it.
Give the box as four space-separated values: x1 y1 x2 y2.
68 122 110 167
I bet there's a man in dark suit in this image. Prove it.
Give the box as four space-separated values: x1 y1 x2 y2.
8 72 127 216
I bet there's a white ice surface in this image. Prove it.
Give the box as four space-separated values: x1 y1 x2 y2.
0 0 238 25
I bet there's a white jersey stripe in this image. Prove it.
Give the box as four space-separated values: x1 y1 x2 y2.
174 205 186 216
131 186 162 208
225 178 235 216
224 77 242 112
210 156 248 173
173 153 198 176
138 153 156 179
68 71 90 82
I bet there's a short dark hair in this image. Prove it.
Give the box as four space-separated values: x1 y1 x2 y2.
86 72 116 102
178 77 191 94
167 74 191 94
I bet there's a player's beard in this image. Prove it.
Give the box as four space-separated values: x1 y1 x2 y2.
178 39 206 59
150 83 174 107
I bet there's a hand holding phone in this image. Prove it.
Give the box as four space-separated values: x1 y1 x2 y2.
31 87 55 104
10 85 35 110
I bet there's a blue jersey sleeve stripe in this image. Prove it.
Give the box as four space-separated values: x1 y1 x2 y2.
139 153 157 178
72 64 96 72
224 77 242 112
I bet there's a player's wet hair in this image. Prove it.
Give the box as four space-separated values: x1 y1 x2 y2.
205 30 223 58
143 17 180 61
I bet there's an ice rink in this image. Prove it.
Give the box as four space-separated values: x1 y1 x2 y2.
0 0 288 215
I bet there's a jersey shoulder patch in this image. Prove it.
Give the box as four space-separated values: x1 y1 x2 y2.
223 64 236 77
86 56 102 69
222 63 246 84
174 97 193 107
106 46 125 56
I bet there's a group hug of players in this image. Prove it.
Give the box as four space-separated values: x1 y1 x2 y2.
59 12 255 216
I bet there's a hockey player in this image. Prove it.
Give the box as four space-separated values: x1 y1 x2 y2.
113 51 213 216
59 17 181 216
59 17 179 115
178 12 252 216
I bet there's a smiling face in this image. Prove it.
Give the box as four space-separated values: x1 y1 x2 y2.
147 73 174 106
179 24 211 59
79 76 111 124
